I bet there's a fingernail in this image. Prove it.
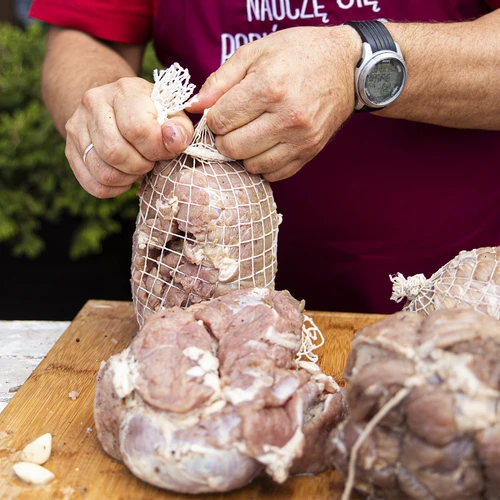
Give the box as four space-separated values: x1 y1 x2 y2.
186 94 199 107
163 124 187 148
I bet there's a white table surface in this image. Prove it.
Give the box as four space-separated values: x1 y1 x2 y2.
0 320 70 413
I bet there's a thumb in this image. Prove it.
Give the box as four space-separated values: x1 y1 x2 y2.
187 48 254 113
161 111 194 155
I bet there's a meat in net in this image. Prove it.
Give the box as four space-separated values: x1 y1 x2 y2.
130 64 281 326
329 308 500 500
131 155 280 326
94 287 347 494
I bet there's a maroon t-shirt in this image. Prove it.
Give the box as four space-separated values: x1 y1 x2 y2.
31 0 500 313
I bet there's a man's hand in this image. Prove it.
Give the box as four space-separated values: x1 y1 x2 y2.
189 26 361 182
41 27 195 199
65 77 194 198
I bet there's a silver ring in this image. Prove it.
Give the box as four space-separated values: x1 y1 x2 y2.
82 143 94 165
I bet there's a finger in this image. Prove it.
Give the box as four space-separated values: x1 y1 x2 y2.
65 140 134 199
205 71 273 136
187 45 255 112
214 104 328 164
161 112 195 155
83 143 141 187
113 79 193 160
112 78 168 161
261 158 303 183
242 143 306 182
91 101 155 176
214 111 283 160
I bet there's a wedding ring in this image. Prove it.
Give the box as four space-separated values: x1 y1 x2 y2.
82 143 94 165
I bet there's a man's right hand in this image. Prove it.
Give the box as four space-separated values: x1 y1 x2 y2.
64 76 194 198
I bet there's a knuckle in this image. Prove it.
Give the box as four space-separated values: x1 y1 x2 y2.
128 158 154 175
298 136 317 156
310 129 325 150
103 150 143 177
115 77 129 91
81 87 102 112
243 158 263 176
115 77 150 103
216 135 239 160
100 140 128 167
233 43 253 66
91 183 111 199
114 77 135 96
264 78 287 104
97 167 121 186
287 109 312 129
99 143 150 175
121 119 151 145
207 110 232 135
204 70 218 88
288 158 305 177
304 126 326 154
64 116 77 137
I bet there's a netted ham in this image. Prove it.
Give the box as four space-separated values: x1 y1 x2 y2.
131 157 280 326
328 308 500 500
130 64 280 326
390 246 500 320
94 288 347 494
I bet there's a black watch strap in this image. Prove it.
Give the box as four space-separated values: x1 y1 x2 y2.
345 20 398 113
345 20 397 53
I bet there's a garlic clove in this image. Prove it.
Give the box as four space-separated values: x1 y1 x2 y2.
20 433 52 465
13 462 55 485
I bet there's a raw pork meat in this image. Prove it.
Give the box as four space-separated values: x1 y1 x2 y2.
94 288 347 494
131 158 281 327
329 308 500 500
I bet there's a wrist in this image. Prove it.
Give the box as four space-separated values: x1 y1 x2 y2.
322 25 363 112
335 24 364 69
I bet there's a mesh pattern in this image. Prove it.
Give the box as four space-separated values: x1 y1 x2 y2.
131 153 280 326
390 246 500 319
131 63 281 326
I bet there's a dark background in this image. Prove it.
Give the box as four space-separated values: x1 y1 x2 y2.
0 218 136 320
0 1 15 23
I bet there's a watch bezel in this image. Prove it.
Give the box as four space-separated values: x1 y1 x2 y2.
354 44 407 111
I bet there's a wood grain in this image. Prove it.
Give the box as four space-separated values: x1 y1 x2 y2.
0 300 384 500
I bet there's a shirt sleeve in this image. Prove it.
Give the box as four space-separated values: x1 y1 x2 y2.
29 0 155 44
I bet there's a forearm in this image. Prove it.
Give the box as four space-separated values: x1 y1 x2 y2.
379 11 500 129
42 27 144 136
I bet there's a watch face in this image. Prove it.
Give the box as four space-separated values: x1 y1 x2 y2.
365 58 406 106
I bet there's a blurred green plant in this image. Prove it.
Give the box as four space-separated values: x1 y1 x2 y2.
0 22 161 259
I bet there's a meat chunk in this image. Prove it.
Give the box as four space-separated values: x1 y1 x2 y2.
131 157 281 326
329 308 500 500
94 288 347 494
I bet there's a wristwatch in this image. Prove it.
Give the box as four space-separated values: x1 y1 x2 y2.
345 20 407 112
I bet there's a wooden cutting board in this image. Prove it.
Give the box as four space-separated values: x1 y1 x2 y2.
0 300 385 500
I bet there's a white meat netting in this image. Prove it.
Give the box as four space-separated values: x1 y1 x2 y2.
390 246 500 319
295 314 325 364
131 64 282 327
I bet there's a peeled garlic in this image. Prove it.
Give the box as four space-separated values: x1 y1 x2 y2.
20 433 52 465
13 462 55 485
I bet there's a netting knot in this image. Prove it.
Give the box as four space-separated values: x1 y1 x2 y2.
151 63 233 162
390 272 428 303
152 64 196 125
